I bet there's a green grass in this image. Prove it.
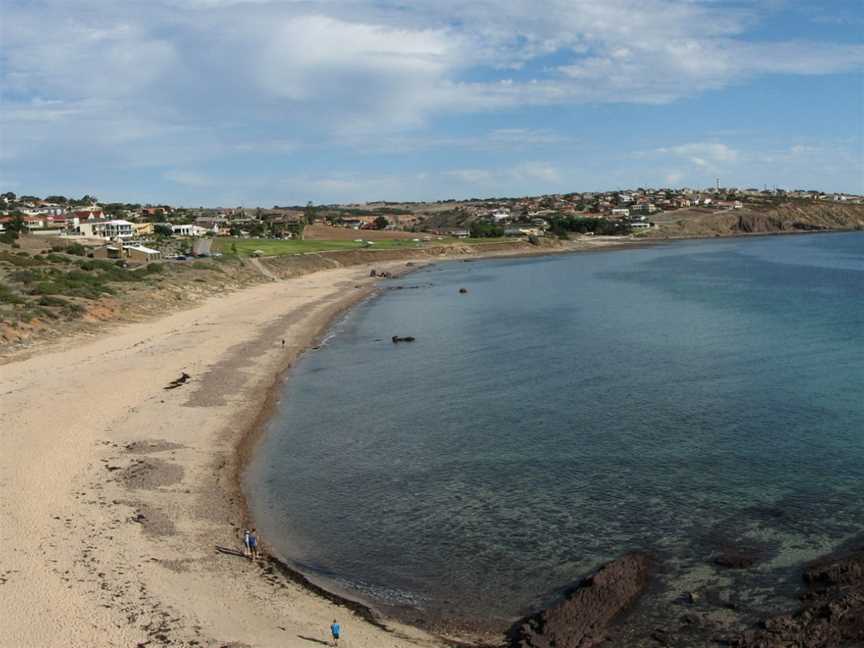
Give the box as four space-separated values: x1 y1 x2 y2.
213 238 425 256
212 236 517 256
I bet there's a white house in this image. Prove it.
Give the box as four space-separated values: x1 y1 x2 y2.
610 208 630 217
170 224 208 237
76 219 134 239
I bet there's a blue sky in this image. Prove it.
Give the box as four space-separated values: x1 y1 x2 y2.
1 0 862 206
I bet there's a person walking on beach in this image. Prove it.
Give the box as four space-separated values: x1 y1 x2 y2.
249 528 259 560
330 619 341 646
242 528 252 558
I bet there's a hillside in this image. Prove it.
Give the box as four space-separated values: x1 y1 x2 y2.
646 201 864 238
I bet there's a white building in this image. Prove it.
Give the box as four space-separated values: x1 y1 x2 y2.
611 208 630 217
170 223 209 237
76 219 134 239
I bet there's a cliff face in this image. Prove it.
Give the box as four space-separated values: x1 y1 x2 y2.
648 202 864 238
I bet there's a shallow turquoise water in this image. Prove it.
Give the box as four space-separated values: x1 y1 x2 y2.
246 232 864 624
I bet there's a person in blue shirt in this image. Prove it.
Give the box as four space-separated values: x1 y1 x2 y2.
330 619 341 646
242 529 252 558
249 529 259 560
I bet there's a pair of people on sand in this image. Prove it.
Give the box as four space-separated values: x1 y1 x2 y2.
242 528 259 559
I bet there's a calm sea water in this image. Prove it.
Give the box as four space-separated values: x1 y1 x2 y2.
246 232 864 625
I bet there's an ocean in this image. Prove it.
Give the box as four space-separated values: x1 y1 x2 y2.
245 232 864 628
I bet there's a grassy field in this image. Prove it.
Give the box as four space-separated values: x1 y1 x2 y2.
212 236 517 256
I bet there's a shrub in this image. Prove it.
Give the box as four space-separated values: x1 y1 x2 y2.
9 270 39 284
0 282 25 304
38 295 69 307
0 251 42 267
62 303 86 318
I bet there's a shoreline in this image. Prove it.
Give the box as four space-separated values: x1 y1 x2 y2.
2 230 860 648
234 229 864 645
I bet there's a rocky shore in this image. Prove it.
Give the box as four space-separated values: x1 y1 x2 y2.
502 542 864 648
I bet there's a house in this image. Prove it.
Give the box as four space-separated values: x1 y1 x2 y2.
133 222 154 236
504 227 543 237
490 208 511 222
170 224 208 237
610 208 630 217
125 245 162 263
76 219 134 239
631 203 658 215
94 243 162 262
72 208 103 220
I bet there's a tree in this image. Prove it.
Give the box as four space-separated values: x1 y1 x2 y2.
285 221 305 240
45 195 68 204
154 224 173 237
373 215 389 230
1 213 26 244
1 192 16 202
469 221 504 238
304 201 317 225
8 213 26 235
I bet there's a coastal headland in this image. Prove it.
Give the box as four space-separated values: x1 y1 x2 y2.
2 236 863 648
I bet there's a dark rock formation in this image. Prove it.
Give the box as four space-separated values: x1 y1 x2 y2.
459 288 468 294
713 550 757 569
391 335 416 343
730 548 864 648
509 552 652 648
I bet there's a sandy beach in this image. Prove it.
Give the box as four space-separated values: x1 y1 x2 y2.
0 257 466 648
0 237 663 648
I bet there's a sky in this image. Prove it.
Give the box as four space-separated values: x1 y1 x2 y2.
1 0 862 206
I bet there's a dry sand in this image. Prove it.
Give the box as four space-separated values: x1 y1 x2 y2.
0 260 454 648
0 239 649 648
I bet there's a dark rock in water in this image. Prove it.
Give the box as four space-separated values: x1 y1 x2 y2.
713 551 757 569
391 335 416 343
509 552 652 648
459 288 468 294
805 550 864 587
731 548 864 648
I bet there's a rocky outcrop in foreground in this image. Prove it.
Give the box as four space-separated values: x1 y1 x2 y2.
509 552 651 648
731 548 864 648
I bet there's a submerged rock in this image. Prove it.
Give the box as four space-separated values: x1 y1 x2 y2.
713 550 757 569
509 552 652 648
731 548 864 648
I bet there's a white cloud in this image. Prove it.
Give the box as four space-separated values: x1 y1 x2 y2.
164 170 215 187
444 169 496 184
1 0 862 199
511 161 562 183
655 142 740 168
444 161 562 186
